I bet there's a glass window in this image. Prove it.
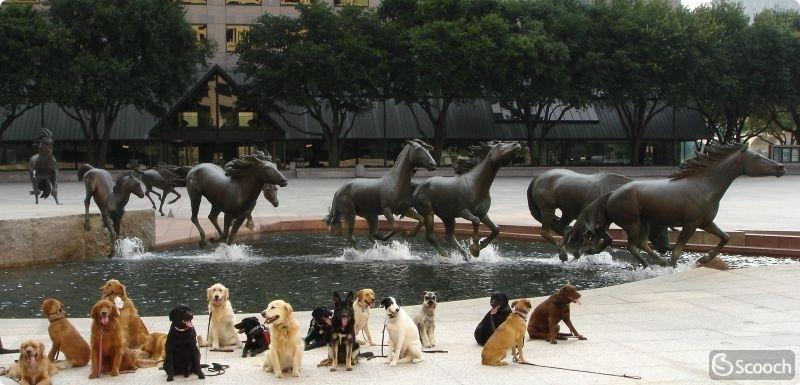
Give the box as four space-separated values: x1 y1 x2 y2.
180 0 207 4
179 112 198 128
227 0 261 4
238 112 256 128
191 24 207 41
226 25 250 53
334 0 369 6
281 0 315 5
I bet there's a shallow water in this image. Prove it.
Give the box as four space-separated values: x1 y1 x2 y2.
0 232 796 318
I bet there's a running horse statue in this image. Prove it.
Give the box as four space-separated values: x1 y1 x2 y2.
411 141 521 261
128 161 192 216
563 142 785 268
187 151 288 248
527 169 669 261
78 165 145 257
29 128 60 205
324 139 437 246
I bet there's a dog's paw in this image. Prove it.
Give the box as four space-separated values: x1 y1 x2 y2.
412 358 422 363
550 340 558 345
197 372 205 379
111 370 120 377
330 367 337 372
166 377 174 382
291 370 300 377
89 373 99 379
389 361 398 367
577 335 587 340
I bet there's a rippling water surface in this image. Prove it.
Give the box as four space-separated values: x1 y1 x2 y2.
0 232 795 318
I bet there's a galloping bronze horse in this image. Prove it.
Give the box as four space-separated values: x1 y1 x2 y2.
527 169 669 260
324 139 437 246
245 183 280 230
186 151 288 248
564 142 784 268
79 165 145 257
129 162 192 216
29 128 60 205
411 141 521 261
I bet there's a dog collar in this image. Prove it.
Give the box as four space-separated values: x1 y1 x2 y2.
355 301 371 310
47 310 66 323
248 325 264 335
513 309 529 319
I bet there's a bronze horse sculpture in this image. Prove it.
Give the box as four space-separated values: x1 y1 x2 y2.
324 139 437 246
128 162 192 216
527 169 669 261
78 165 145 257
28 128 60 205
411 141 521 261
187 151 288 248
564 142 785 268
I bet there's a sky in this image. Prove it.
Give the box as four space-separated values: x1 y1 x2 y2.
681 0 800 9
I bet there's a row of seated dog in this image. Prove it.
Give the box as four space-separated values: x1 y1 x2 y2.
1 279 586 384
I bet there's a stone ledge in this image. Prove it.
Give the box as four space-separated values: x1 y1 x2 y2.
0 210 155 268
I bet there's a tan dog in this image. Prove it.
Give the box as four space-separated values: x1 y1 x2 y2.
528 284 586 344
6 340 58 385
481 298 532 366
198 283 242 350
352 289 375 346
100 279 149 349
139 332 166 361
88 299 157 379
261 300 304 378
41 298 90 369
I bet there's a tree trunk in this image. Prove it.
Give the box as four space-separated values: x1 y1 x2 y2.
325 133 340 168
431 117 446 163
0 118 13 144
525 124 536 167
630 135 643 165
536 136 546 166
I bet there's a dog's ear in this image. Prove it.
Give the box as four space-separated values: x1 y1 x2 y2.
355 289 363 301
37 341 45 354
345 291 355 303
510 299 518 309
283 302 293 314
206 287 213 302
332 291 341 305
396 298 402 306
224 286 230 302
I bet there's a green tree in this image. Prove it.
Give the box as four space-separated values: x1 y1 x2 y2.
236 4 379 167
493 0 597 165
49 0 213 166
0 4 62 143
379 0 507 161
589 0 693 164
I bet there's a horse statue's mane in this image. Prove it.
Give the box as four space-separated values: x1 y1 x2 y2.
224 151 273 179
407 138 433 151
453 142 494 175
669 141 746 180
153 163 192 186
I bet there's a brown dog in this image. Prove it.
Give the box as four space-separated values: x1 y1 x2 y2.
527 284 587 344
481 299 532 366
100 279 149 349
41 298 90 369
89 299 156 379
6 340 58 385
139 332 166 361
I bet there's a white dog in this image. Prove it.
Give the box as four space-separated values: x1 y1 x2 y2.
353 288 375 346
198 283 241 350
380 297 423 367
261 300 304 378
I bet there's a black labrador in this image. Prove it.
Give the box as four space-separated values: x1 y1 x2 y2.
303 306 333 351
235 316 270 358
164 304 205 381
473 293 511 346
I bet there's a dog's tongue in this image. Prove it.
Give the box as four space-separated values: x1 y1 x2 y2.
101 315 109 325
26 354 37 368
341 316 349 327
184 320 194 329
490 305 499 315
323 317 332 326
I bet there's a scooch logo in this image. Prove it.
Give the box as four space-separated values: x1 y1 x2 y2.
710 350 795 380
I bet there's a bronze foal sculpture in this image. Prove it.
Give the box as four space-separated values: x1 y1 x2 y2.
129 162 192 216
78 165 145 257
324 139 437 246
411 141 521 261
245 183 280 230
28 128 60 205
564 142 784 268
186 151 288 248
527 169 669 261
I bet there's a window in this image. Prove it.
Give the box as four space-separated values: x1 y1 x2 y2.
226 25 250 53
191 25 207 41
180 0 206 4
772 146 800 163
179 112 198 128
281 0 315 5
226 0 261 4
238 112 256 128
334 0 368 5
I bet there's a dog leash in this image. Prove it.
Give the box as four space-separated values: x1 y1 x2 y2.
516 360 641 380
366 320 389 360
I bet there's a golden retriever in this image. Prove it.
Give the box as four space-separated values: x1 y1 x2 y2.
353 289 375 346
89 299 156 379
139 332 166 361
41 298 90 369
100 279 149 349
261 300 304 378
198 283 242 350
5 340 58 385
481 298 532 366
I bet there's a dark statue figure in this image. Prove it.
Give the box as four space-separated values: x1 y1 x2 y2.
186 151 288 248
245 182 280 231
527 169 669 261
324 139 437 246
28 128 60 205
128 161 192 216
410 141 521 261
78 165 145 257
563 142 785 268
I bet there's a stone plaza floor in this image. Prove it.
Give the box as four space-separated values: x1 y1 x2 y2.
1 265 800 384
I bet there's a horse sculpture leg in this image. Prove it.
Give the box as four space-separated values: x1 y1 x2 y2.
189 192 208 248
344 212 358 247
476 215 500 255
51 176 60 205
167 188 181 204
698 222 729 264
622 224 651 268
538 206 560 245
227 216 247 244
423 212 448 262
100 210 117 258
145 187 159 212
84 193 93 231
375 208 399 241
207 208 224 243
158 190 169 217
671 227 697 266
401 209 424 238
366 215 380 242
457 209 482 255
443 218 469 261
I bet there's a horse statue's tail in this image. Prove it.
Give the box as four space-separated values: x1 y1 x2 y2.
561 192 612 251
526 177 540 220
77 164 93 181
323 196 342 234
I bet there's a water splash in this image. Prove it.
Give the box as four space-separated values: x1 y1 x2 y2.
210 243 254 261
337 241 419 262
114 237 148 258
